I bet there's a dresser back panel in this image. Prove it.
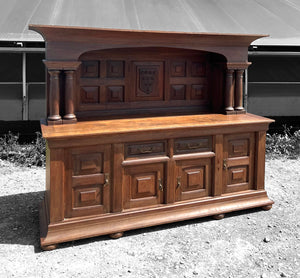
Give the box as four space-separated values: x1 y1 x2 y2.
76 48 225 119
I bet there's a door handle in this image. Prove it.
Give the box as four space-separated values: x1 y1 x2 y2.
104 173 110 186
158 179 164 192
176 176 181 189
223 159 227 170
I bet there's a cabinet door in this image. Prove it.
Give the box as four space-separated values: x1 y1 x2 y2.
65 145 111 218
123 163 165 209
175 158 212 202
223 133 255 194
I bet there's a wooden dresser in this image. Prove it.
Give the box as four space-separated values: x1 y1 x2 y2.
29 25 274 250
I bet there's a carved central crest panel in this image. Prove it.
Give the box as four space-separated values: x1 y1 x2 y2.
134 62 163 101
139 68 157 94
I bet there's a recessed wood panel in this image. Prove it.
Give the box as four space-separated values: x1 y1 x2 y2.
81 61 99 78
73 185 102 208
80 190 97 202
107 60 124 78
186 168 204 189
80 87 99 104
191 62 206 77
107 86 124 102
73 153 103 175
228 139 249 157
229 167 247 184
171 61 186 77
134 174 156 199
191 84 207 100
170 85 186 100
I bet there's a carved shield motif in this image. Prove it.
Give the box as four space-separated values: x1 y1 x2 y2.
139 68 157 94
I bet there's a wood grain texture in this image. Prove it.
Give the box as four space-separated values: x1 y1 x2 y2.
255 131 267 190
48 148 64 223
41 113 273 140
213 134 223 196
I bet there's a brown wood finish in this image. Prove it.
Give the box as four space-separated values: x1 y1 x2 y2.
29 25 274 250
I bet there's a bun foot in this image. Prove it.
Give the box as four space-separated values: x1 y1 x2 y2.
41 244 58 251
262 205 272 211
109 232 124 239
212 213 225 220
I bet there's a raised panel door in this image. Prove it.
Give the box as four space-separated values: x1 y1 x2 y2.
123 163 165 209
175 158 212 202
223 133 255 193
65 145 111 218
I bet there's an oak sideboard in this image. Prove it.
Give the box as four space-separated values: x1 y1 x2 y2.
29 25 274 250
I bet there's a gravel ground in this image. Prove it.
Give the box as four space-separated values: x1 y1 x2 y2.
0 158 299 278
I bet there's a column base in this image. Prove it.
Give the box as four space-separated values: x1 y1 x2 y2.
63 117 77 124
235 110 246 115
47 119 62 125
225 110 236 115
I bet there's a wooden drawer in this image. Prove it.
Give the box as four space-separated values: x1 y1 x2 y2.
125 141 166 158
174 137 211 154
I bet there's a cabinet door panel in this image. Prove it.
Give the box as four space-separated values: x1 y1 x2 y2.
223 133 254 193
65 145 111 218
123 163 165 209
175 158 212 201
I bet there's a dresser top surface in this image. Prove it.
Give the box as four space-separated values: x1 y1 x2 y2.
41 113 274 139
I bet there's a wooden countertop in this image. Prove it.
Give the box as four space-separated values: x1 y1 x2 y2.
41 113 274 139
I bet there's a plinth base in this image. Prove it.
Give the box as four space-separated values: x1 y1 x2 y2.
39 190 273 250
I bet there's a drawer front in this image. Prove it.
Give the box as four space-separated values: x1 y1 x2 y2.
174 137 211 154
125 141 166 158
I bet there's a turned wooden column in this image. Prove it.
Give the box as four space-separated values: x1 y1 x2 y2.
48 70 62 124
225 69 234 114
234 69 245 112
63 70 77 123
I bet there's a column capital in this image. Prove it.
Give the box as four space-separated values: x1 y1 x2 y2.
44 60 81 71
48 70 60 77
227 62 251 70
226 68 235 75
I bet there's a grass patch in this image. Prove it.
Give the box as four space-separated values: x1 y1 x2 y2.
0 126 299 167
0 131 46 167
266 126 300 159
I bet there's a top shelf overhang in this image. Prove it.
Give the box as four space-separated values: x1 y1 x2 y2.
29 24 268 62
